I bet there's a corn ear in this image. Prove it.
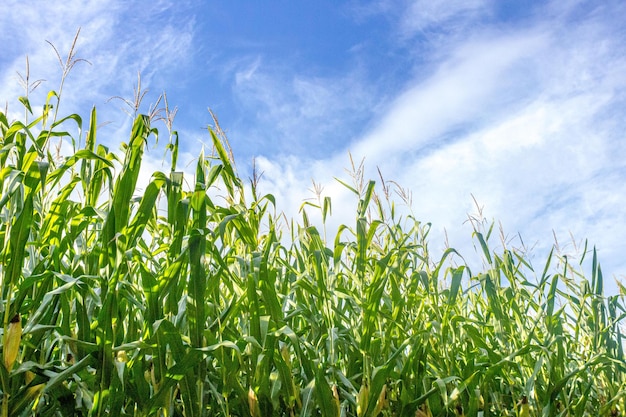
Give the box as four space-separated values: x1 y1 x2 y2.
3 314 22 370
116 350 128 363
373 384 387 417
25 371 45 404
249 387 261 417
517 396 530 417
25 371 35 385
281 344 291 366
332 384 341 417
357 383 369 417
416 403 432 417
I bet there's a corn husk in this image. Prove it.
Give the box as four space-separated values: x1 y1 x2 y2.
3 314 22 370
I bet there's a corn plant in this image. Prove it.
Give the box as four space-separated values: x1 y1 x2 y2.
0 53 625 417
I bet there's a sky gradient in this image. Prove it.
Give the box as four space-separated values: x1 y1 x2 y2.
2 1 626 293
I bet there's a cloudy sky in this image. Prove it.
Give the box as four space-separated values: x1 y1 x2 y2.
2 1 626 293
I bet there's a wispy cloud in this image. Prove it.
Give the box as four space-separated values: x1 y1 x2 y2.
348 0 492 41
351 31 548 161
230 62 377 159
400 0 491 36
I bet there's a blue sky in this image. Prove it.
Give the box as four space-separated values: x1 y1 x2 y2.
2 0 626 293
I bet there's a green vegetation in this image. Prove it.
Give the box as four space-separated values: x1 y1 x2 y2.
1 53 625 417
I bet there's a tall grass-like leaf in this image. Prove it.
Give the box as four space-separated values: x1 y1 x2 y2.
447 267 464 308
102 114 151 264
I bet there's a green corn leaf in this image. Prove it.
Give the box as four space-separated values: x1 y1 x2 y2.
3 194 33 312
474 231 492 265
314 364 338 417
447 266 464 307
125 172 167 246
18 96 33 115
357 180 376 217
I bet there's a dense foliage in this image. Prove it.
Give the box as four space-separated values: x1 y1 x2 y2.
1 62 625 416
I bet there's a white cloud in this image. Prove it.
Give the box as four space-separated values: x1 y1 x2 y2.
400 0 491 35
235 57 262 84
231 62 376 158
350 31 548 162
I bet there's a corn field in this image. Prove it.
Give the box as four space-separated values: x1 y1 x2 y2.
1 58 626 417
